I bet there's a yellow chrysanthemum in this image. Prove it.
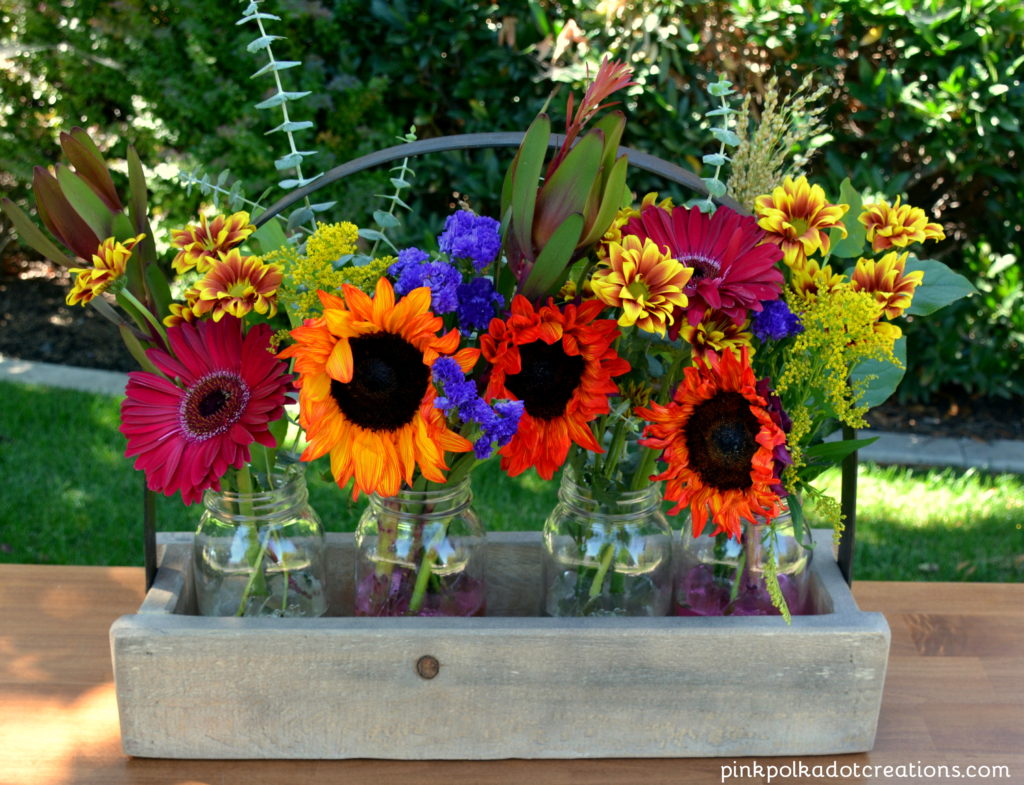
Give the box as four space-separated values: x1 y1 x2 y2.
590 235 692 336
850 250 924 319
859 197 945 252
680 311 753 360
754 176 849 267
597 192 673 260
170 211 254 274
192 249 283 321
66 234 146 306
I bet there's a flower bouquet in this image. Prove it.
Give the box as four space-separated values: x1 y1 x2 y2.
4 53 973 625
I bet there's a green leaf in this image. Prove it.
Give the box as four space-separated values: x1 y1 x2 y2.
389 178 410 190
806 437 879 465
287 207 314 231
265 120 314 135
0 197 75 268
249 216 289 255
246 35 283 53
592 111 625 183
704 107 737 117
904 256 977 315
507 113 551 263
710 127 741 146
126 147 157 267
852 336 907 408
373 210 401 230
145 259 173 319
534 129 602 246
702 177 727 198
250 60 300 78
55 165 114 239
254 91 311 110
580 154 629 247
827 178 866 258
520 213 584 300
62 129 122 211
118 324 161 375
702 153 729 166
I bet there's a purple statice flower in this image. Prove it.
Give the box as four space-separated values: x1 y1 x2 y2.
456 277 504 332
431 357 524 459
752 299 803 341
437 211 502 271
388 247 430 279
393 259 461 314
432 357 479 414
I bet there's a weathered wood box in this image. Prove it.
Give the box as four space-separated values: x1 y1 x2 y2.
110 529 889 759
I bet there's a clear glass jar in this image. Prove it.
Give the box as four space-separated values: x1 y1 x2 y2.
354 479 485 617
542 469 673 616
193 465 327 617
674 507 814 616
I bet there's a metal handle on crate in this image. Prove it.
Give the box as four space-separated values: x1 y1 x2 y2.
143 133 858 591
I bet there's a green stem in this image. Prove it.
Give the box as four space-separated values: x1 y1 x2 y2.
408 547 437 615
601 416 629 480
588 542 616 600
236 526 272 617
117 287 167 344
630 445 659 491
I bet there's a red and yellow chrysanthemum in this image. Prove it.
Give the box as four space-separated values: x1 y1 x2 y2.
590 235 692 337
681 310 753 360
191 249 283 322
597 192 674 260
788 258 846 302
279 278 475 498
171 211 255 275
754 176 849 267
850 250 924 320
66 234 145 306
481 296 630 479
859 197 945 252
637 348 787 541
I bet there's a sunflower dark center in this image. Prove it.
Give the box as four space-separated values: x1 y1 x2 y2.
178 371 250 442
504 340 585 421
684 391 760 490
330 332 428 432
678 253 721 280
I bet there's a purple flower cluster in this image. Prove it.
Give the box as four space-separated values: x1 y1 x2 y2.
431 357 524 459
456 277 504 332
752 299 803 341
438 211 501 271
389 249 460 314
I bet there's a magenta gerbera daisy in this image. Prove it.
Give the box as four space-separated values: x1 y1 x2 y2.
120 317 293 504
622 204 784 329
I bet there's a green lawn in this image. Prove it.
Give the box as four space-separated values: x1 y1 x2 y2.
1 380 1021 581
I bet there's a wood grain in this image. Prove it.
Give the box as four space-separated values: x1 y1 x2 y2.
2 565 1023 784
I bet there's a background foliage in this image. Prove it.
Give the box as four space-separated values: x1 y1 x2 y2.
2 0 1021 400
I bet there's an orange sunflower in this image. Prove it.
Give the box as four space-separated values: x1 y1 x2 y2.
481 296 630 479
637 348 786 541
279 278 475 498
171 211 255 274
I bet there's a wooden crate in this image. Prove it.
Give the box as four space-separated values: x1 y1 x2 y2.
110 529 889 759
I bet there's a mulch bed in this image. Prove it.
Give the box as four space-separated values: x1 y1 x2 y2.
2 257 1021 443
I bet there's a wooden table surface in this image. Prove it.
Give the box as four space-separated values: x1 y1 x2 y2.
2 564 1022 785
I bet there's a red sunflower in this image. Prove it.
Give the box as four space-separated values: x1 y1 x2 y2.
622 204 784 329
481 295 630 479
636 348 786 540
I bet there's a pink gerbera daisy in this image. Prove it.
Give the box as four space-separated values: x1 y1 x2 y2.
622 205 784 329
120 317 293 504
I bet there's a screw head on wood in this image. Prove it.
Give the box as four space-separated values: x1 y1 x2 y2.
416 655 440 679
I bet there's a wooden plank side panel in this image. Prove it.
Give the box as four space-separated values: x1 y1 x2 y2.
112 615 889 760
